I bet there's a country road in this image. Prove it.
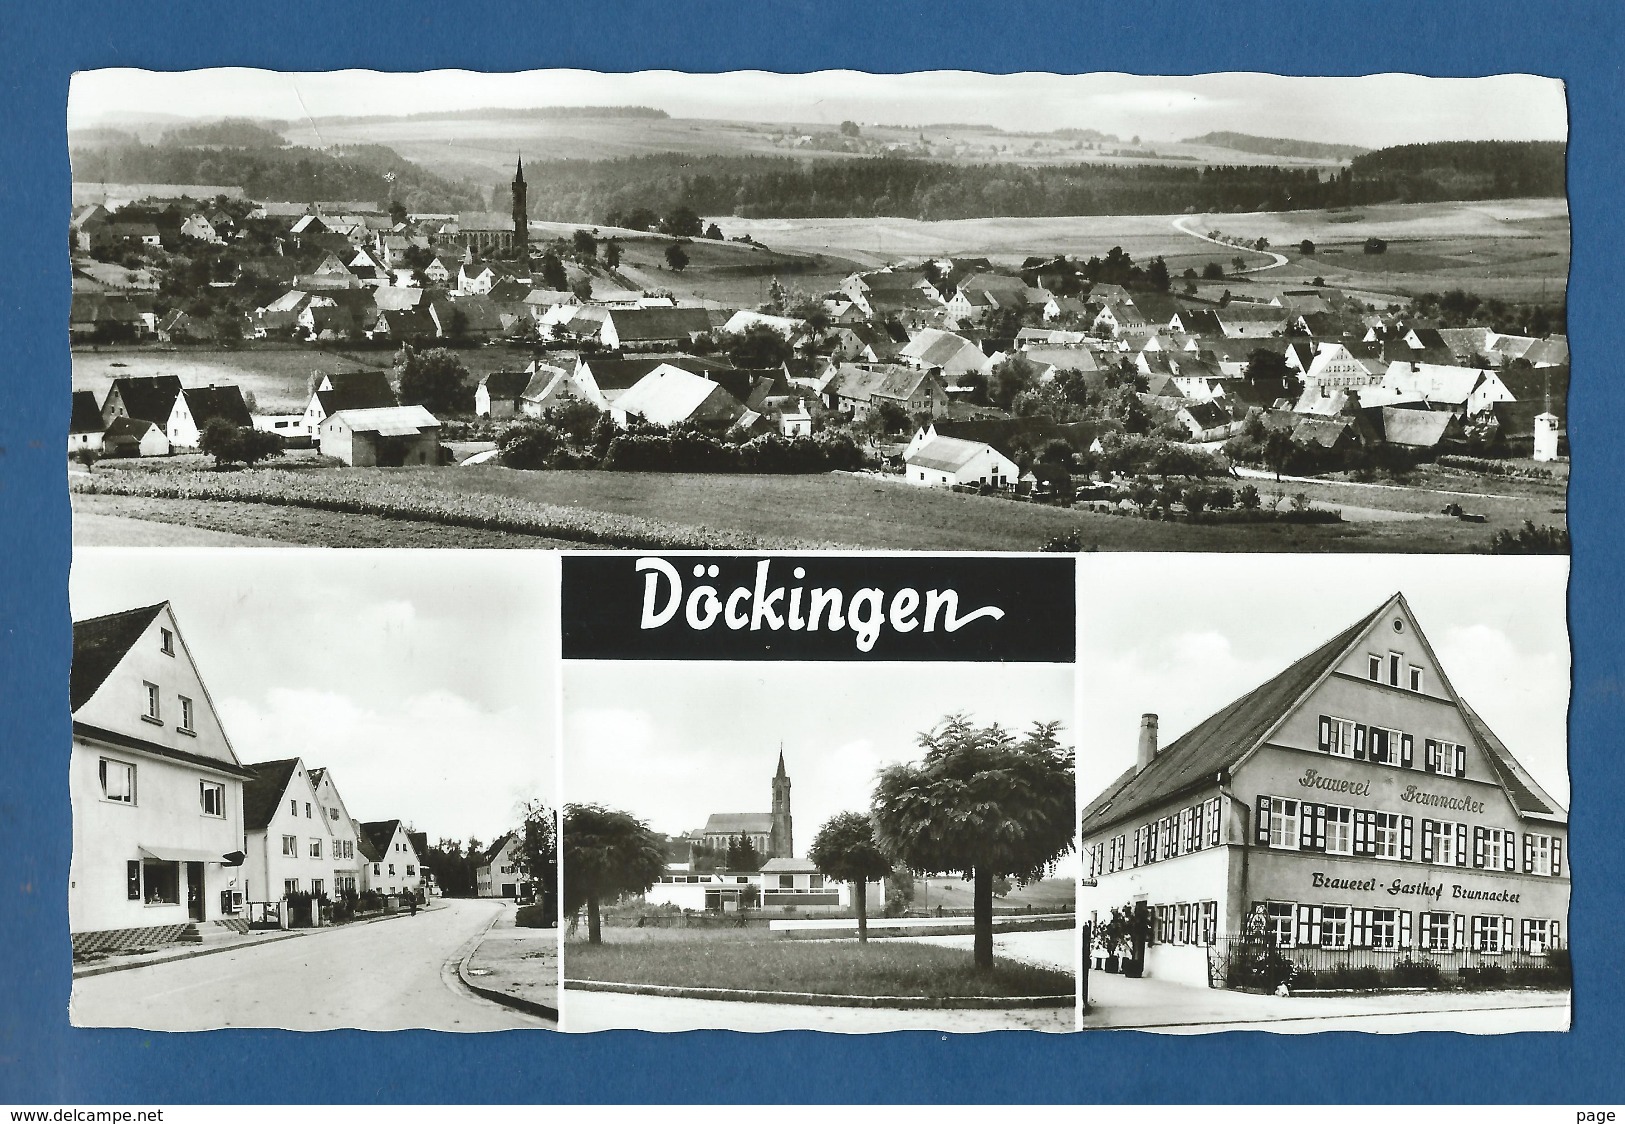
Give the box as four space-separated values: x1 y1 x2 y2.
72 898 551 1032
1172 215 1289 273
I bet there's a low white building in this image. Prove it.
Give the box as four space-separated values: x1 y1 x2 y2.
70 602 251 953
904 435 1018 489
319 405 441 467
644 860 883 915
359 820 425 899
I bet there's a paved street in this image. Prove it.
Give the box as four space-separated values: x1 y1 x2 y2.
563 988 1074 1033
72 898 550 1031
1083 971 1569 1034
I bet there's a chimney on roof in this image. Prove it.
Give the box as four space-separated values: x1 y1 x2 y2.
1137 713 1159 772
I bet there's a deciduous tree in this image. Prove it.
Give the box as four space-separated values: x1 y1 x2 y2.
562 803 667 944
871 715 1074 969
808 812 893 942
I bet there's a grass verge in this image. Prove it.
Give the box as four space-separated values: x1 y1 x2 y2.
565 930 1074 1000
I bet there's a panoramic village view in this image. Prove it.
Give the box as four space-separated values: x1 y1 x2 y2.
65 72 1570 553
67 551 561 1031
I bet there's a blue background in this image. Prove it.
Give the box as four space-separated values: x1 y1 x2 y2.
2 0 1621 1104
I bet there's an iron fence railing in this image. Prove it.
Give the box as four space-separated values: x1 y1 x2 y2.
1206 935 1569 990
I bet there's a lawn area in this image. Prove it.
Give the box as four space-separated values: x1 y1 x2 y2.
68 460 1566 552
916 875 1075 913
565 929 1074 1000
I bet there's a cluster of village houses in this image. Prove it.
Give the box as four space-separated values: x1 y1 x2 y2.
68 599 528 954
70 174 1569 484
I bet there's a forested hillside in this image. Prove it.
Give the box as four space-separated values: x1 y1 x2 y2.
1182 132 1368 161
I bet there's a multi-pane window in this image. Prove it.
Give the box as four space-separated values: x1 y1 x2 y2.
99 758 135 804
1433 821 1459 867
310 879 324 898
1265 902 1295 948
305 803 312 819
1370 908 1399 950
199 781 224 817
1268 799 1300 850
1320 906 1350 950
406 865 416 877
1484 830 1505 870
309 839 322 859
160 627 175 655
1475 915 1503 954
1525 919 1551 953
1530 834 1554 875
1325 806 1353 855
281 835 297 856
1372 812 1401 859
178 696 195 734
1369 727 1401 766
1200 900 1218 945
284 879 299 896
289 799 298 817
1423 911 1453 952
1326 717 1355 757
143 682 161 723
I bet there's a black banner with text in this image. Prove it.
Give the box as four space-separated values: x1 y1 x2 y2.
561 554 1075 661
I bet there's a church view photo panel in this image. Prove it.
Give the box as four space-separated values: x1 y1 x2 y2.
557 553 1081 1032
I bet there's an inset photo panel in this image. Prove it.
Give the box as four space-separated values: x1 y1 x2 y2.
1077 553 1569 1033
558 554 1079 1032
68 548 561 1031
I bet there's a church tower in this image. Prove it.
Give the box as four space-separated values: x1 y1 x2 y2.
770 747 793 859
511 155 529 261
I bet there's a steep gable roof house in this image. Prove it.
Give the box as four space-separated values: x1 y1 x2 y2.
101 375 183 429
167 384 254 450
1080 593 1569 983
475 370 533 418
302 369 398 434
70 602 251 949
610 365 749 432
600 307 714 351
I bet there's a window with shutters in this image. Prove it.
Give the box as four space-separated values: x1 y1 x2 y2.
1529 834 1554 875
1146 821 1159 864
1481 830 1504 870
1325 805 1353 855
1207 798 1222 847
1327 716 1355 757
1474 915 1504 954
1181 807 1197 852
1201 901 1218 945
1524 918 1551 954
1372 812 1401 859
1433 820 1462 867
1265 901 1295 948
1369 726 1402 766
1423 911 1453 952
1370 908 1399 950
1268 798 1300 850
1320 906 1350 949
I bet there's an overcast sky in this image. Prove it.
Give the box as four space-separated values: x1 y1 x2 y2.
71 548 557 846
1077 554 1570 806
563 659 1078 875
68 70 1567 148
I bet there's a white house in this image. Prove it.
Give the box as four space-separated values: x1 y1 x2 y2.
475 370 532 419
476 833 532 899
779 399 813 437
70 602 251 953
166 385 253 451
518 363 577 418
904 435 1018 489
309 767 365 899
359 820 425 899
70 390 105 455
241 757 342 916
644 860 883 915
102 417 170 459
1381 362 1515 418
179 213 224 244
319 405 441 467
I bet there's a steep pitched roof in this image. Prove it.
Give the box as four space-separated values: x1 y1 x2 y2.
480 832 516 866
1082 598 1395 833
605 307 712 342
360 820 405 856
180 385 253 428
315 369 397 414
907 435 1003 473
70 390 104 435
703 813 774 834
71 603 167 712
242 758 301 832
479 370 532 399
108 376 183 425
1459 700 1565 821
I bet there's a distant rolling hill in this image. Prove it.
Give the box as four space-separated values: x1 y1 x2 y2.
1183 131 1369 161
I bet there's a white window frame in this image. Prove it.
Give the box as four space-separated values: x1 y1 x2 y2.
1477 915 1504 954
1265 901 1295 948
281 835 297 857
1268 798 1300 850
160 627 175 655
1525 918 1551 954
1409 665 1424 693
199 781 224 818
1388 651 1403 687
143 681 161 723
178 695 195 734
1484 830 1505 871
1325 805 1354 855
1320 905 1350 950
1327 717 1355 758
1530 834 1554 876
309 838 322 859
1370 908 1399 951
1435 821 1459 867
1367 654 1382 682
284 878 299 897
100 758 136 805
1372 812 1401 859
1424 911 1452 952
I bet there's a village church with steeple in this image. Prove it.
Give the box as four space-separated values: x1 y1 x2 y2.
695 749 794 860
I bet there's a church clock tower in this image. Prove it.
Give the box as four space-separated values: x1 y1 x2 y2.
511 155 529 261
770 748 793 859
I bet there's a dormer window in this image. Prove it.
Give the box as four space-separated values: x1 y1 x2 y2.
160 628 174 655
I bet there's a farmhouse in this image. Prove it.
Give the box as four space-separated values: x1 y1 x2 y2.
301 369 399 436
102 417 170 459
1081 593 1568 987
904 435 1018 489
102 375 183 430
319 405 441 467
69 602 252 954
475 370 532 418
166 385 253 451
70 390 105 455
599 307 714 351
899 328 990 382
610 365 748 431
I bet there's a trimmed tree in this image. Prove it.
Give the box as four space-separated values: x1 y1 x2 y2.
562 803 667 945
808 812 893 943
518 799 559 925
872 715 1074 969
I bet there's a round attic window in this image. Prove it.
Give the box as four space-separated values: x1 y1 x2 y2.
1393 619 1405 633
